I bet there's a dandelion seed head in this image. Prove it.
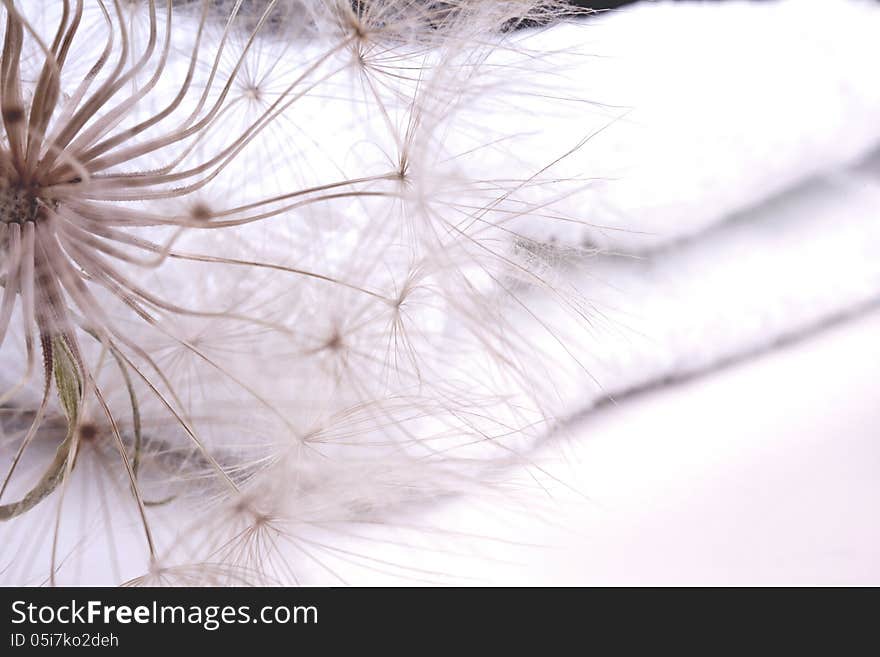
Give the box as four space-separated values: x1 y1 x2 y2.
1 0 592 585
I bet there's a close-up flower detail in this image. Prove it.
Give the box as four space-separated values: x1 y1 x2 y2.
3 0 879 588
0 0 591 585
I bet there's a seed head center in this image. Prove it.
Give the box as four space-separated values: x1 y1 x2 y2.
0 181 41 226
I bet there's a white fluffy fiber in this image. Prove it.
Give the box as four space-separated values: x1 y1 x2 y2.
500 167 880 420
444 0 880 429
482 0 880 252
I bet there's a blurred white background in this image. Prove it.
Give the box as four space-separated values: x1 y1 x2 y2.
335 306 880 586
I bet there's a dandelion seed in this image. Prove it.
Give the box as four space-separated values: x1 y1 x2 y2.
1 0 593 585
